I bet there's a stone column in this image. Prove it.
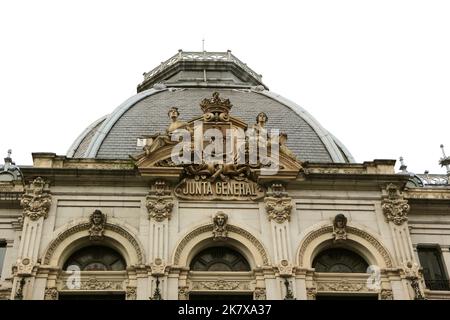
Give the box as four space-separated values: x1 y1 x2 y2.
264 183 295 299
263 274 280 300
381 183 424 299
146 181 172 263
135 267 150 300
381 184 414 264
13 177 52 300
294 269 308 300
253 268 267 300
125 267 138 300
148 220 170 264
166 268 181 300
43 267 59 300
146 181 173 300
264 184 293 262
304 270 316 300
177 268 190 300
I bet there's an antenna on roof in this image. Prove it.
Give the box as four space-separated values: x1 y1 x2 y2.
439 144 450 175
202 38 205 52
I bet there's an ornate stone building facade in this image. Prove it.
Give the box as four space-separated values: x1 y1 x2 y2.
0 51 449 300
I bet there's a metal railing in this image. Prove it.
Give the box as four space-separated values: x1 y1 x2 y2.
424 279 450 291
0 192 22 201
416 173 448 186
143 50 263 82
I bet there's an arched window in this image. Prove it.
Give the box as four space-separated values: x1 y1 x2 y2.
63 246 126 271
190 247 251 271
312 248 368 273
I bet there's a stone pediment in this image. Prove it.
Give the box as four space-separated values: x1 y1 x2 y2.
132 92 303 184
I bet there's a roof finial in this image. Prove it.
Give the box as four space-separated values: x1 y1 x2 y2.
439 144 450 174
399 156 408 173
202 38 205 52
4 149 13 167
1 149 21 180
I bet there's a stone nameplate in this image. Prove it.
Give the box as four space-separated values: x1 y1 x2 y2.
175 178 265 201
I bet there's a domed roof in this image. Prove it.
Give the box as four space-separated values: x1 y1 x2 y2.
67 51 354 163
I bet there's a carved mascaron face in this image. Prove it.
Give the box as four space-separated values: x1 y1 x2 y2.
91 211 104 225
214 214 227 227
93 215 102 224
256 112 268 125
334 214 347 228
168 108 179 121
279 133 288 145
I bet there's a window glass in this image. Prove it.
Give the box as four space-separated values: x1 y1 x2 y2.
417 246 448 290
63 246 126 271
190 247 250 271
312 248 369 273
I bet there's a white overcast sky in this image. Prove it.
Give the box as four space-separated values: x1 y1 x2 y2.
0 0 449 174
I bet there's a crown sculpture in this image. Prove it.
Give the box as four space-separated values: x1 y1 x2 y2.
200 92 233 122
